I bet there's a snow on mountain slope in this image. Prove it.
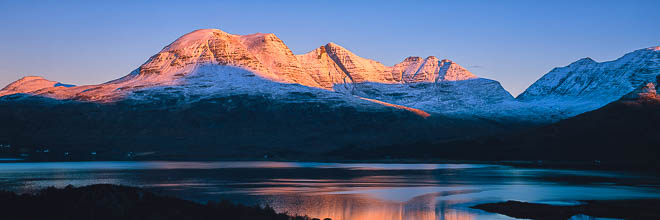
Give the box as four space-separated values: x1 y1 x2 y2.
517 46 660 116
124 65 399 111
5 28 609 122
0 29 496 119
336 79 554 122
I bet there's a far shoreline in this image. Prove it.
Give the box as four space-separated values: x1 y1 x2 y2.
0 157 657 173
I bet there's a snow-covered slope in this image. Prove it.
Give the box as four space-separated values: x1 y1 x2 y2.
1 28 509 120
124 65 399 112
336 79 554 122
518 46 660 116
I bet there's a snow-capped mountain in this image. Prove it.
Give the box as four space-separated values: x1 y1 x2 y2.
517 46 660 116
0 29 514 120
1 29 657 123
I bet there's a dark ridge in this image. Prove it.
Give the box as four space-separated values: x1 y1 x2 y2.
386 99 660 172
0 93 526 162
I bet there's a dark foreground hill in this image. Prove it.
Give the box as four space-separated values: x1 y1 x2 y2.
0 184 323 220
379 98 660 170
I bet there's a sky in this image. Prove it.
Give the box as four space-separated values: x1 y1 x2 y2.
0 0 658 96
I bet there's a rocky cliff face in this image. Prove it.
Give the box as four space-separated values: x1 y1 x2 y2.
390 56 478 83
296 44 477 89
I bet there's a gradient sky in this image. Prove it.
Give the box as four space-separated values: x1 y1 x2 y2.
1 0 659 96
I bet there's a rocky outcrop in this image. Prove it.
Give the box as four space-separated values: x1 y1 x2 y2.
620 74 660 104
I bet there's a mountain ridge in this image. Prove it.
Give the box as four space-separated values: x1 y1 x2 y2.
516 46 660 117
1 29 658 123
0 29 490 119
0 29 478 101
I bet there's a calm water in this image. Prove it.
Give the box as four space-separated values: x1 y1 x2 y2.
0 161 658 220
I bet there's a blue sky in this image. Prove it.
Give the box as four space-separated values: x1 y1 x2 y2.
1 0 658 96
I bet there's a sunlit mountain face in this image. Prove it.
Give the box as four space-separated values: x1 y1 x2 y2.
0 29 555 122
0 29 483 119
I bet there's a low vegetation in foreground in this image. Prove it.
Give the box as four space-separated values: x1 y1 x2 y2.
0 184 328 220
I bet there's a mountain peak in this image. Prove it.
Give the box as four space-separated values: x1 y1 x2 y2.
15 76 48 82
240 32 280 43
324 42 341 48
323 42 352 55
138 28 288 82
164 29 231 50
0 76 71 97
404 56 423 62
436 59 477 81
573 57 597 65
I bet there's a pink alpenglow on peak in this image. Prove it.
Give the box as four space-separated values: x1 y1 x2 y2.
0 76 75 97
1 28 480 102
0 29 491 119
297 43 477 89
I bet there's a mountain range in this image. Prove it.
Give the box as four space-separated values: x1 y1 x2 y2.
0 29 658 163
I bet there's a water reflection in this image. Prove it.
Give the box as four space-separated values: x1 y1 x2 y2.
0 161 658 220
261 193 477 220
